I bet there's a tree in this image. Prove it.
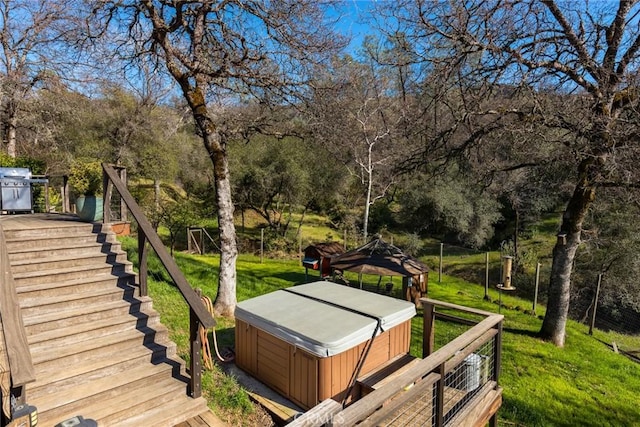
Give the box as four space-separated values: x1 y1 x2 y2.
0 0 80 157
380 0 640 346
90 1 345 316
310 48 407 240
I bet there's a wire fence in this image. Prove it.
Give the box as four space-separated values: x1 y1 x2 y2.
433 242 640 359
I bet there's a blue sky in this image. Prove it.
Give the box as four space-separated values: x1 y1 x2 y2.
330 0 380 52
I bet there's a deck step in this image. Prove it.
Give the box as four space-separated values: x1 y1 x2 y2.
32 362 180 414
29 343 180 398
10 250 129 273
12 262 133 285
19 284 137 317
2 215 207 426
16 271 136 300
5 232 116 250
7 240 122 261
29 321 170 365
23 297 153 334
41 376 185 427
115 396 210 427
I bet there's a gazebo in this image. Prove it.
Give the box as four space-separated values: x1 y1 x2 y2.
330 237 429 305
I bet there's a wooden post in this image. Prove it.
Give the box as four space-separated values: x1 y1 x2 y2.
260 228 264 264
435 363 445 427
44 181 50 212
187 227 192 253
62 175 70 213
439 243 443 284
119 167 128 220
484 252 490 300
422 301 435 358
493 320 503 384
189 307 202 398
138 230 148 297
533 262 541 314
589 273 603 335
103 167 112 223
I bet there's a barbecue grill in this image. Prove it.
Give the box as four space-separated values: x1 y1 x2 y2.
0 167 48 213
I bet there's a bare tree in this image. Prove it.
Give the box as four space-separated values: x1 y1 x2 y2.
311 47 406 240
0 0 80 157
89 0 345 316
381 0 640 346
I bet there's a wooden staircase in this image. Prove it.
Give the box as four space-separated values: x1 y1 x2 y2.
2 217 214 426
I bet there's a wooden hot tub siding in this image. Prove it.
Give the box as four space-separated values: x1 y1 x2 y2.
235 318 412 409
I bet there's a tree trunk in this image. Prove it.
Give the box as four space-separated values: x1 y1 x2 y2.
211 150 238 317
154 179 160 211
183 85 238 317
540 158 597 346
4 113 17 158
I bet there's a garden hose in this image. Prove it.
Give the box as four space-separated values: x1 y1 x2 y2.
199 294 235 369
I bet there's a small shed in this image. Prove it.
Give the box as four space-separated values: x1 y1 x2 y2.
302 242 344 279
234 281 416 409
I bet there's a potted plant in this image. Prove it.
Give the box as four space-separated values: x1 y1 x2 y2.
68 159 103 222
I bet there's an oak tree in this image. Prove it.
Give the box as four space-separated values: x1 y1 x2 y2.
381 0 640 346
90 0 345 316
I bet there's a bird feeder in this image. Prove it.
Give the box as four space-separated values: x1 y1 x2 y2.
496 256 516 312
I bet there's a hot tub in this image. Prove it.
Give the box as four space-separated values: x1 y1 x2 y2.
234 281 416 409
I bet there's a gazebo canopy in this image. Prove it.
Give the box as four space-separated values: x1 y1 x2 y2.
330 237 429 277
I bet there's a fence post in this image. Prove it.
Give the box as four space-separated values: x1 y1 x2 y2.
439 243 443 284
589 273 603 335
189 306 202 398
533 262 541 314
260 228 264 264
484 252 490 300
422 301 435 358
435 363 445 427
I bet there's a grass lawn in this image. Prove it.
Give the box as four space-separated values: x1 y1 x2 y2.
120 237 640 426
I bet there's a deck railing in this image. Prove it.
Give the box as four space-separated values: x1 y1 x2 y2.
101 163 216 398
0 224 36 417
293 298 503 427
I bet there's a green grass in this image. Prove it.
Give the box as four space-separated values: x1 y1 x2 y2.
119 237 640 427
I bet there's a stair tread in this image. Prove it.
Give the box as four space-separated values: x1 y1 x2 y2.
115 395 210 427
6 239 118 253
10 249 126 266
31 361 182 413
27 306 159 344
32 338 177 391
22 296 152 327
16 271 136 293
12 262 132 279
40 376 184 426
30 321 169 364
19 284 134 309
28 311 162 350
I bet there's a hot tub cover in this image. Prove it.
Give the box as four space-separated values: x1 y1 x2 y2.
234 281 416 357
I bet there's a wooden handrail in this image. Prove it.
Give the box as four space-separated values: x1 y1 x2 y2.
101 163 215 329
0 223 36 407
101 163 215 399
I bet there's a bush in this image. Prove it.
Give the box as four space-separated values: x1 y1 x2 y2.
69 159 103 196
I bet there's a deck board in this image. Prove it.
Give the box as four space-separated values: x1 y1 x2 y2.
176 410 227 427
